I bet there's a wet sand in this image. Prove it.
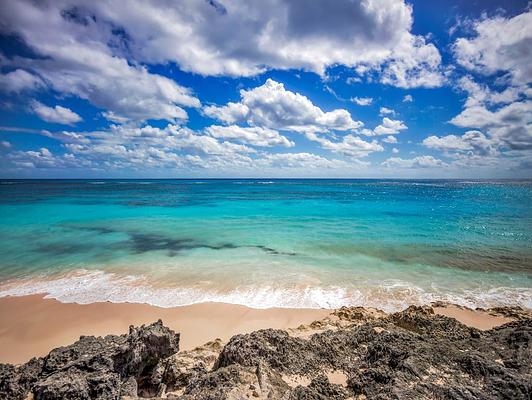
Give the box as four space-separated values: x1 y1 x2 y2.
0 295 515 364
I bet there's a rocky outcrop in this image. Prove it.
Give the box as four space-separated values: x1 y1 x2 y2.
0 306 530 399
0 320 179 400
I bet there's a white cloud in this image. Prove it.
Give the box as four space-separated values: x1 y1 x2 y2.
0 0 443 88
256 152 356 170
458 76 523 108
383 135 398 144
423 130 498 156
56 127 255 173
18 129 334 175
7 147 89 170
8 121 375 174
448 12 532 156
204 79 363 133
379 107 395 116
373 117 407 135
305 132 383 157
453 11 532 86
392 147 399 153
0 69 44 93
450 101 532 150
403 94 413 102
1 141 11 149
351 97 373 106
30 101 82 125
379 34 444 88
57 124 257 168
382 155 446 168
0 1 200 123
205 125 294 148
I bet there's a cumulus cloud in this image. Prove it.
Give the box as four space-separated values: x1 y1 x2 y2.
382 155 446 168
379 34 444 88
256 152 358 170
351 97 373 106
379 107 395 116
6 122 372 174
205 125 294 147
305 132 383 157
7 147 88 170
1 141 11 149
453 11 532 86
383 135 398 144
450 101 532 150
457 76 523 108
448 11 532 156
423 130 498 156
1 0 442 88
204 79 363 133
372 117 407 135
392 147 399 153
30 101 82 125
54 123 259 173
403 94 413 102
0 1 200 123
0 69 44 93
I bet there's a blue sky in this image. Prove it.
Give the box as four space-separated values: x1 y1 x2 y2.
0 0 530 178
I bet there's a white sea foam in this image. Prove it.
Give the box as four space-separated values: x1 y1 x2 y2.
0 270 530 312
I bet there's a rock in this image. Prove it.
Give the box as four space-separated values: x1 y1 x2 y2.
0 320 179 400
0 358 43 400
216 329 316 374
120 376 138 397
389 305 478 339
180 362 290 400
288 375 350 400
144 338 223 396
0 306 530 400
214 306 531 399
115 320 180 378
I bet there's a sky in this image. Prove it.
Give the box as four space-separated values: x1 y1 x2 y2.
0 0 530 179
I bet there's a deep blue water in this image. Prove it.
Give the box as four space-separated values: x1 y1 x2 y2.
0 179 530 310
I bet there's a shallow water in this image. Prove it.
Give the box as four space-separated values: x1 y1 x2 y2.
0 179 531 311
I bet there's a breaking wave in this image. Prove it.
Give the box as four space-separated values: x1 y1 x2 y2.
0 269 530 312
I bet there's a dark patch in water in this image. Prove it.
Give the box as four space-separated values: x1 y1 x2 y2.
126 233 295 256
126 233 238 254
252 245 297 256
75 225 117 235
61 224 296 257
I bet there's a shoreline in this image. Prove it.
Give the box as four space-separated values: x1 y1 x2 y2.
0 294 517 365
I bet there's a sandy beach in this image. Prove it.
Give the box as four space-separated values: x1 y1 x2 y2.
0 295 330 364
0 294 515 365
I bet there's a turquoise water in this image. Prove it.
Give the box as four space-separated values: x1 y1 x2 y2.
0 179 531 311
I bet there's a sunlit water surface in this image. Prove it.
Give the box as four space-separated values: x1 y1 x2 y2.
0 179 530 311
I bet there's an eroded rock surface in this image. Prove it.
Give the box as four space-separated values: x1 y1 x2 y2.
0 320 179 400
1 306 530 399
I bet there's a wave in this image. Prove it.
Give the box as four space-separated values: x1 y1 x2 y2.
0 270 530 312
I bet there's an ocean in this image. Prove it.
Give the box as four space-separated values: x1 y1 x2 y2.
0 179 530 311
